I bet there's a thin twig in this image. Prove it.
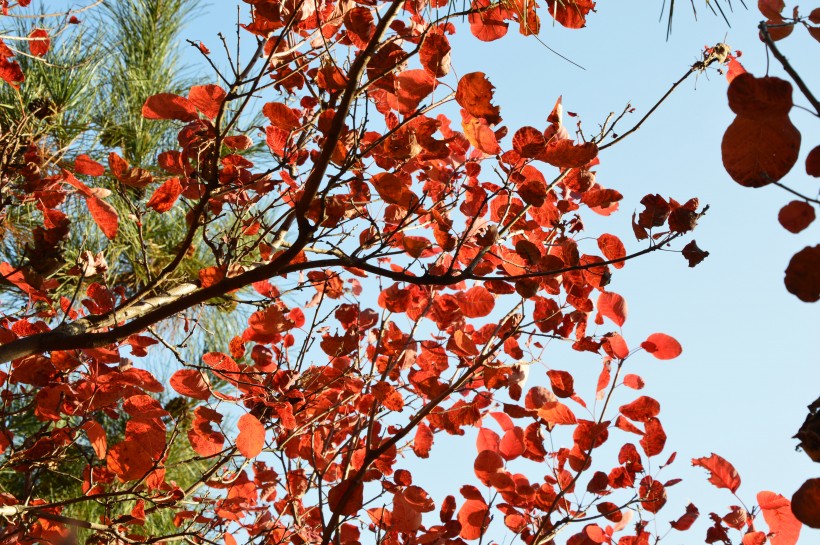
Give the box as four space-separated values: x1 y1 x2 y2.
759 21 820 116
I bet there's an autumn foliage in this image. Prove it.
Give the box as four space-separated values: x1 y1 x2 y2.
0 1 814 545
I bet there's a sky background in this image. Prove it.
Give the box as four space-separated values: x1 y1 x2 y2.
32 0 817 542
179 1 819 542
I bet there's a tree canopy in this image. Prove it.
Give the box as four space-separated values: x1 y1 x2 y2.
0 1 817 545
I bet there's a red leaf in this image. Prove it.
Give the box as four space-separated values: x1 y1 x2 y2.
758 0 785 20
188 84 226 120
147 177 183 213
598 233 626 269
0 57 24 88
639 476 667 513
142 93 198 122
474 450 503 485
641 333 682 360
791 478 820 529
499 427 525 460
671 502 699 531
597 292 627 327
784 245 820 302
456 72 501 125
462 111 502 155
263 102 301 131
757 491 802 545
468 0 510 42
458 499 489 540
546 0 596 29
727 74 794 119
75 154 105 176
778 201 815 233
395 69 437 115
27 28 49 57
419 32 451 77
457 286 495 318
541 139 598 169
512 126 546 158
547 370 574 398
169 369 210 400
81 421 107 459
236 413 265 458
807 145 820 177
682 240 710 268
640 417 667 457
619 396 660 422
623 374 645 390
722 115 801 187
691 453 741 493
328 479 364 517
87 196 119 239
413 422 433 458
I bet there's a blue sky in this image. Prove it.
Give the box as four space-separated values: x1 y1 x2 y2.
176 1 819 542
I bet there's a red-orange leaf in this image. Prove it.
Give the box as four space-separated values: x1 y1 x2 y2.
641 333 681 360
598 233 626 269
75 154 105 176
458 498 489 540
457 286 494 318
468 0 510 43
778 201 815 233
547 370 574 398
691 453 741 493
419 32 451 77
619 396 660 422
597 291 627 327
757 491 802 545
27 28 49 57
169 369 210 400
88 196 118 239
147 177 183 213
142 93 198 122
328 479 364 517
541 139 598 169
188 84 226 120
236 413 265 458
456 72 501 125
546 0 596 29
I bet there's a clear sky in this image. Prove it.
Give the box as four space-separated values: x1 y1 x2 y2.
177 1 819 542
32 0 815 541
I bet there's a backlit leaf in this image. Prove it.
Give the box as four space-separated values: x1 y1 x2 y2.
691 453 741 493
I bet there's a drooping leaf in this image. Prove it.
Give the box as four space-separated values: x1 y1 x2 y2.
597 291 627 327
691 453 741 493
